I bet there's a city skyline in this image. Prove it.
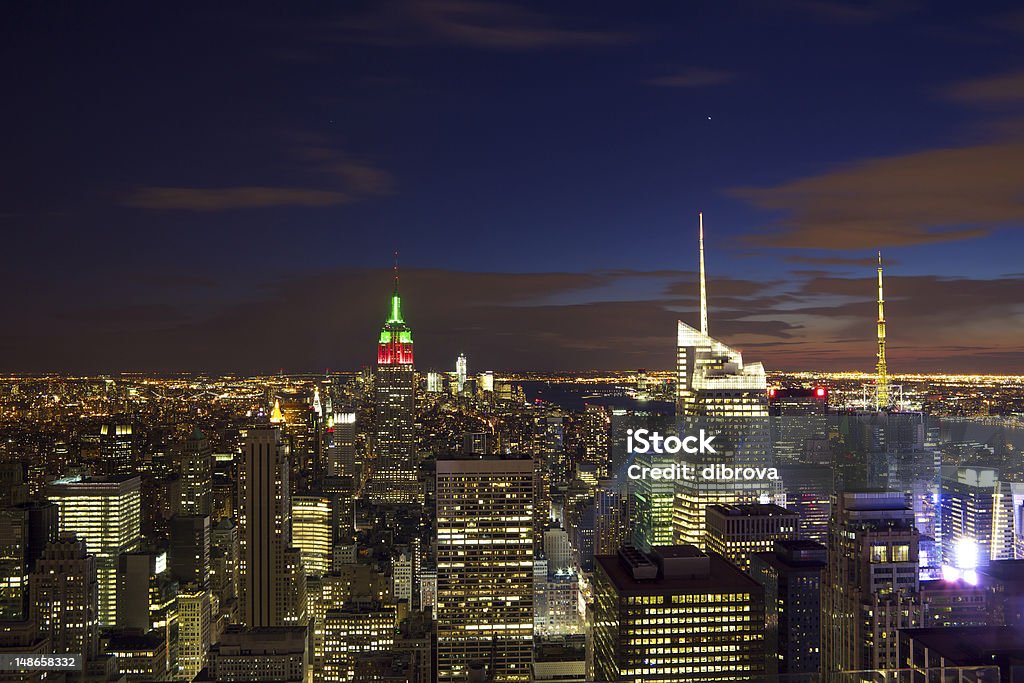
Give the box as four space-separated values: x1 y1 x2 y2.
3 3 1024 374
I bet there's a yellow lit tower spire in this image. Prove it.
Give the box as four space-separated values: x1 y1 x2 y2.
876 251 888 408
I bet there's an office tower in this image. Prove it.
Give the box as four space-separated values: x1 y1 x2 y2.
426 371 443 393
532 635 586 683
704 503 799 571
180 427 213 516
825 491 920 672
203 626 308 682
419 568 437 612
768 386 829 464
593 545 766 682
478 371 494 394
673 215 777 548
940 466 998 569
594 479 626 556
97 423 136 475
322 475 356 543
991 481 1024 562
117 551 170 631
578 405 610 477
462 431 493 455
630 449 676 550
543 527 572 572
29 535 99 662
915 577 987 627
47 474 142 626
326 411 357 478
238 426 302 627
749 540 826 677
436 455 534 683
533 560 581 636
0 462 29 506
369 272 419 504
170 514 211 587
291 494 332 577
455 353 467 394
608 409 632 482
177 585 213 682
322 604 397 681
393 551 413 603
778 463 832 545
567 501 595 572
0 501 58 620
210 519 239 606
104 630 169 680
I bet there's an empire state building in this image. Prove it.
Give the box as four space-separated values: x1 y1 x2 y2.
368 271 420 504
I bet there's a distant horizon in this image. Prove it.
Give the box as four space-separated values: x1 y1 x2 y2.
3 368 1022 380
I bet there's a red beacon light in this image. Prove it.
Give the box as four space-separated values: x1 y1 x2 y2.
768 388 777 398
814 387 827 398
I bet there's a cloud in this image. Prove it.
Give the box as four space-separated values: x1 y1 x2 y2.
336 0 638 50
734 139 1024 249
646 67 736 88
5 266 1021 374
123 186 353 210
785 254 889 267
946 69 1024 106
772 0 920 24
124 142 392 211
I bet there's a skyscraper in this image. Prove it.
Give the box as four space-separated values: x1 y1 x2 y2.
238 426 302 627
170 514 211 587
291 494 332 577
940 466 999 569
749 539 827 677
704 503 799 571
435 455 534 683
180 427 213 516
177 585 213 682
455 353 467 395
592 545 766 682
672 215 777 548
46 474 141 626
0 501 58 620
29 535 99 662
825 491 920 672
368 270 419 504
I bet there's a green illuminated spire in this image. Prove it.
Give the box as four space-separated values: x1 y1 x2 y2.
388 252 405 323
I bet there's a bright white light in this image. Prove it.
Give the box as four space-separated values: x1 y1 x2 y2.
941 565 960 582
955 538 979 570
963 569 979 586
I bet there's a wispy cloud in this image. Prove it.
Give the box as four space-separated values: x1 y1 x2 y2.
946 68 1024 107
785 254 891 267
123 187 353 211
124 142 392 211
336 0 639 51
733 139 1024 249
646 67 736 88
772 0 921 25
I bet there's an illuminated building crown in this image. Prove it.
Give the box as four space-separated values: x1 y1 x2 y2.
377 266 414 365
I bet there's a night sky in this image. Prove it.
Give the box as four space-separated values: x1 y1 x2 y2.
3 1 1023 374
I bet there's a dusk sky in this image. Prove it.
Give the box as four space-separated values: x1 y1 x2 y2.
3 1 1023 374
